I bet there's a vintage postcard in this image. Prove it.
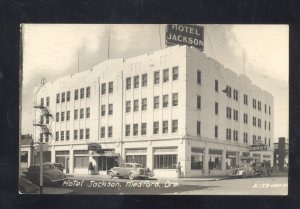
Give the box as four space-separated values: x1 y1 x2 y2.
19 24 288 195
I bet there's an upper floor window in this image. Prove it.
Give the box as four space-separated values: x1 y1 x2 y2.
154 96 159 109
162 121 168 133
226 107 232 119
244 94 248 105
215 80 218 92
74 90 78 100
66 130 70 140
163 95 169 108
46 97 50 106
101 83 106 95
100 127 105 138
243 132 248 143
101 105 106 116
85 129 90 139
243 113 248 124
141 123 147 135
61 92 65 102
197 121 201 136
108 82 113 94
163 68 169 82
108 104 113 115
66 91 71 101
215 102 218 115
197 70 201 84
134 76 139 88
226 86 232 98
61 112 65 121
172 93 178 106
74 109 78 120
126 77 131 90
142 74 147 87
253 99 256 109
133 124 138 136
233 130 238 142
233 109 238 121
233 89 238 101
253 116 256 126
61 131 64 141
56 112 59 122
172 66 179 80
226 129 231 140
172 120 178 133
40 98 44 106
66 111 70 121
86 108 90 118
269 106 271 115
153 122 159 134
74 130 78 140
134 100 139 112
80 88 84 99
56 93 60 103
86 87 90 98
125 124 130 136
154 71 160 84
108 126 113 137
215 125 218 138
197 95 201 109
126 101 131 113
258 101 261 111
142 98 147 111
80 129 84 140
80 108 84 119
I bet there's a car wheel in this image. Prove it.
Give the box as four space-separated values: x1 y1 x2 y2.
129 172 135 180
108 172 114 179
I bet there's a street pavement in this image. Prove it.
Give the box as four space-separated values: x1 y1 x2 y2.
49 174 288 195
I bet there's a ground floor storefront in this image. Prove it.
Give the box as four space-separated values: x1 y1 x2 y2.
20 138 274 178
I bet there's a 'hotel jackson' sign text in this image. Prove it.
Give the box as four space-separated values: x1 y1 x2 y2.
166 24 204 51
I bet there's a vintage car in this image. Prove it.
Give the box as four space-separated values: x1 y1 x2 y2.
53 163 65 172
19 177 40 194
229 164 259 178
107 163 151 180
252 162 272 177
23 162 67 186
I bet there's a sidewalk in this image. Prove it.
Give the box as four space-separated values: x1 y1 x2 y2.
42 187 73 194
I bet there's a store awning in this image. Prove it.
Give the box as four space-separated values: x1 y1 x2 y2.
88 151 119 157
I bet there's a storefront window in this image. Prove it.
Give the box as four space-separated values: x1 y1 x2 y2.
191 148 204 170
154 155 177 169
74 156 88 168
208 149 222 170
226 151 237 169
126 155 147 168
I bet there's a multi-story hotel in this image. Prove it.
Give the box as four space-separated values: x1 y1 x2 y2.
27 45 274 178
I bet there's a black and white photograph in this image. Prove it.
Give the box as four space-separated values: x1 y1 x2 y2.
19 24 288 195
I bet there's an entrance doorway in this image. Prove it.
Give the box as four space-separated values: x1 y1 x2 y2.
97 156 118 174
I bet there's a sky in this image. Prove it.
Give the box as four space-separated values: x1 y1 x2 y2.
21 24 289 141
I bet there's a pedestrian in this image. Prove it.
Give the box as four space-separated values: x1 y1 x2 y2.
88 161 93 175
176 162 182 178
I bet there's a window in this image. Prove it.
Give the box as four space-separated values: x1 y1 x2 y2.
134 100 139 112
233 109 238 121
125 124 130 136
243 113 248 124
40 98 44 106
108 104 113 115
61 112 65 121
74 156 89 168
258 118 261 128
226 86 232 98
269 106 271 115
141 123 147 135
268 138 271 147
269 122 271 131
74 90 78 100
61 92 65 102
162 121 168 133
226 107 232 119
126 101 131 113
163 68 169 82
208 149 222 170
74 130 78 140
133 124 138 136
215 126 218 138
154 71 160 84
66 91 70 101
80 108 84 119
197 70 201 84
264 137 267 145
233 89 238 101
61 131 64 141
56 112 59 122
142 74 147 87
172 93 178 106
74 109 78 120
197 121 201 136
101 105 106 116
215 80 218 92
134 75 139 88
101 83 106 95
172 66 178 80
142 98 147 111
46 116 49 124
66 130 70 140
86 108 90 118
163 95 169 108
44 97 49 106
233 130 238 142
243 132 248 143
253 99 256 109
253 117 256 126
126 153 147 168
197 95 201 109
86 87 90 98
244 94 248 105
215 102 218 115
100 127 105 138
258 101 261 111
56 93 60 103
80 88 84 99
253 135 256 144
80 129 84 139
154 154 177 169
264 120 267 129
126 77 132 90
108 82 113 93
154 96 159 109
172 120 178 133
108 126 113 137
55 131 59 141
85 129 90 139
191 148 203 170
265 104 267 113
153 122 159 134
226 129 231 140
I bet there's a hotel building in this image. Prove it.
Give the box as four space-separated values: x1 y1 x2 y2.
27 45 274 178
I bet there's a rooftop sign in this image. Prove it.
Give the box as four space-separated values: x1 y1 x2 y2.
165 24 204 51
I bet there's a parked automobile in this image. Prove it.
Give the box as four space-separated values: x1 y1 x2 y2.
107 163 152 180
229 164 259 178
53 163 65 172
19 177 40 194
252 162 272 177
23 162 67 186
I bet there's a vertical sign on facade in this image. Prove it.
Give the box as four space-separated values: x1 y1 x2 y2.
165 24 204 51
